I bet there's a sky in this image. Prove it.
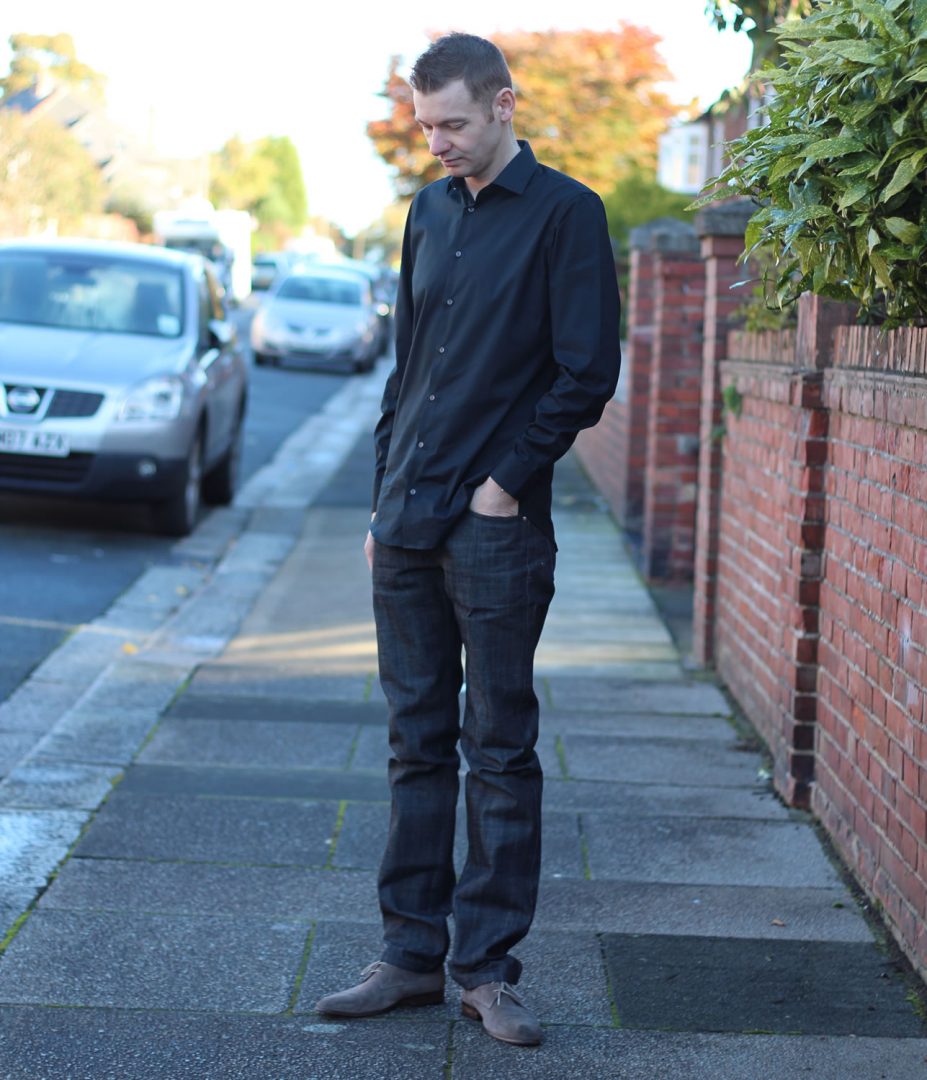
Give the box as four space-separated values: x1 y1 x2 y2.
2 1 752 235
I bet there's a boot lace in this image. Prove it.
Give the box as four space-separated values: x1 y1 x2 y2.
490 981 523 1008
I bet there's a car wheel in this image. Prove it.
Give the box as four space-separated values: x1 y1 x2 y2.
203 405 244 506
152 430 204 537
254 351 269 366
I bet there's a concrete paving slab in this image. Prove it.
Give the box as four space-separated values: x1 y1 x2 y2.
0 910 309 1012
74 792 338 867
137 718 357 770
541 710 739 741
451 1025 927 1080
604 933 927 1037
533 880 872 941
332 801 389 871
117 763 389 803
511 929 612 1026
0 759 121 809
0 1007 450 1080
187 667 373 702
545 677 731 715
348 723 393 770
542 777 788 820
584 815 842 887
41 859 381 923
559 733 767 788
167 693 389 726
0 808 88 900
246 506 308 536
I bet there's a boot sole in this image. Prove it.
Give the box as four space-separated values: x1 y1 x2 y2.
318 989 445 1017
460 1003 542 1046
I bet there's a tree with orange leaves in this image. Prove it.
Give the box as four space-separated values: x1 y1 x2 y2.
367 26 679 200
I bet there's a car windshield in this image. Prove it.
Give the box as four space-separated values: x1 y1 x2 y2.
276 276 362 306
0 251 185 338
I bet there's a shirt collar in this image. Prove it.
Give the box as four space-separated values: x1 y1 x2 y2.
447 140 537 200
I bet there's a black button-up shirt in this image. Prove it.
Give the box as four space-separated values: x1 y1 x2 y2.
372 141 621 549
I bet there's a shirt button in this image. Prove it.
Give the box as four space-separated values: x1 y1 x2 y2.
446 298 453 306
409 488 416 495
455 251 462 257
429 394 435 401
467 207 475 213
438 346 446 354
417 441 424 448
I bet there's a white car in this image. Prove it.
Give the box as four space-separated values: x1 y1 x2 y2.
250 267 382 373
0 239 247 536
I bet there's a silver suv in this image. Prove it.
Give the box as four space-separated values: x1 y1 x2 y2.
0 239 247 535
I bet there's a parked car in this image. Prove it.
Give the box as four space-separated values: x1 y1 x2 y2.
0 239 247 536
250 266 382 373
250 251 293 291
303 256 397 357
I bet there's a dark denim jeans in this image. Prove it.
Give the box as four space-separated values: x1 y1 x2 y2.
372 510 555 989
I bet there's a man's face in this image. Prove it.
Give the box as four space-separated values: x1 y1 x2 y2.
413 79 509 187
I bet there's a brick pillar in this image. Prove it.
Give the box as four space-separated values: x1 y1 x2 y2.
640 222 704 579
780 293 856 806
692 200 755 665
616 227 658 539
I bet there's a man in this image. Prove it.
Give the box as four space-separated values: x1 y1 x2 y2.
316 32 620 1046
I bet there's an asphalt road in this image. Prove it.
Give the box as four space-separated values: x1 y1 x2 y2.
0 300 355 701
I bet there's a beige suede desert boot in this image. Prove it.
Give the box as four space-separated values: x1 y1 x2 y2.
460 981 542 1046
315 961 444 1017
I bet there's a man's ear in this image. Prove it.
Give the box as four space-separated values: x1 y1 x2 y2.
495 88 515 124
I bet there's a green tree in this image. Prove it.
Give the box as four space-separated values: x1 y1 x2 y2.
0 110 104 236
254 136 308 228
209 136 275 211
368 26 678 200
0 32 105 100
209 134 307 244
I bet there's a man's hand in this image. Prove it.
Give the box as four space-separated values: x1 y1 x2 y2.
365 514 376 571
469 477 519 517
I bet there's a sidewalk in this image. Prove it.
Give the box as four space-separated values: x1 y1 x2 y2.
0 397 926 1076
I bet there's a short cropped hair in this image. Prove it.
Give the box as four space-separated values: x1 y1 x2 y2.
410 33 512 114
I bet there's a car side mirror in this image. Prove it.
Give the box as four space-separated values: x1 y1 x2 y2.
209 319 235 348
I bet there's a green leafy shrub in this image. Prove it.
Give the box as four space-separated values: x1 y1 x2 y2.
694 0 927 325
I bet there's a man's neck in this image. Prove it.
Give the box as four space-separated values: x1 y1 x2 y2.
465 137 521 197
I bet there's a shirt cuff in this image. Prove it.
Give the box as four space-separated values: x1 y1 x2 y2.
490 450 535 500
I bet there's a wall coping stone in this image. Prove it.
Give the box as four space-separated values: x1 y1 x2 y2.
695 198 755 238
629 217 700 255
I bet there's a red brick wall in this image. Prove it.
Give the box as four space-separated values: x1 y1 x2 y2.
575 247 656 536
714 358 796 792
575 397 626 517
711 319 927 981
813 326 927 980
693 227 756 663
642 255 705 579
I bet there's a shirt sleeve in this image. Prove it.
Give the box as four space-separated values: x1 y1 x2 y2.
490 191 622 499
372 202 415 512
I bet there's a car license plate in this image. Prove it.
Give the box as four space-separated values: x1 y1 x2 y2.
0 426 70 458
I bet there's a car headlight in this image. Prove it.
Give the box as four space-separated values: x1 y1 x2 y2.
118 376 185 421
